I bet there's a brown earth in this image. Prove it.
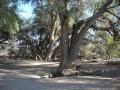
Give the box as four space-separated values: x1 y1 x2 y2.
0 58 120 90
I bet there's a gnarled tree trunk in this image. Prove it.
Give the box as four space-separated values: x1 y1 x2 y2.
51 0 113 77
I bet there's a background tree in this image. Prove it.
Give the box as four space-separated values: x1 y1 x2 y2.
0 0 20 44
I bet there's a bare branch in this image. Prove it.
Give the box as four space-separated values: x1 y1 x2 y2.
90 25 109 31
107 4 120 9
106 10 120 19
90 25 113 35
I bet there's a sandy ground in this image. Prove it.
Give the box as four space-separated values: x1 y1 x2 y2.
0 59 120 90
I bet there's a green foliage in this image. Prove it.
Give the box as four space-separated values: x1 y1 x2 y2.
0 0 20 38
105 35 120 57
110 50 120 57
106 35 114 45
95 0 106 10
0 10 19 35
18 0 120 60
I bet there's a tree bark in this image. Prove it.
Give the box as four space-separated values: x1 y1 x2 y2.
52 0 69 76
58 0 113 69
63 0 113 69
51 0 113 77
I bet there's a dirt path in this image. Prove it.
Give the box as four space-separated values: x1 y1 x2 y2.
0 59 120 90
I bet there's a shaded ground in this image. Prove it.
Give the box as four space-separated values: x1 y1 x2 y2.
0 59 120 90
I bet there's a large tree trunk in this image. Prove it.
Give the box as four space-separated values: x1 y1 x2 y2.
45 30 56 61
51 0 113 77
51 0 69 76
62 0 114 69
45 36 60 61
45 21 60 61
58 14 69 70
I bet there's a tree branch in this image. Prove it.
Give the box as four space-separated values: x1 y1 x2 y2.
107 4 120 9
67 0 114 66
90 25 113 35
106 10 120 19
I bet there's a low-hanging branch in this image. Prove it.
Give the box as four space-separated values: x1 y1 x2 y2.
90 24 120 41
106 10 120 19
90 24 113 35
107 3 120 9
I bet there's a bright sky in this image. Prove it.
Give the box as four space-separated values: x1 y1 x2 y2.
17 2 35 20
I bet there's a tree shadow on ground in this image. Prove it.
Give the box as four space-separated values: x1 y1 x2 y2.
0 59 120 90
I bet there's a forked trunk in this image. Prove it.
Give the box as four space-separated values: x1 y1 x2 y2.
51 0 113 77
59 0 113 69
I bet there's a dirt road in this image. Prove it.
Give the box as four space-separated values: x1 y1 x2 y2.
0 60 120 90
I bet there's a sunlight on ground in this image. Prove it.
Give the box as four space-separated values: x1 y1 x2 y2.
0 69 41 79
19 74 41 78
0 60 120 90
17 61 59 66
46 76 116 84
